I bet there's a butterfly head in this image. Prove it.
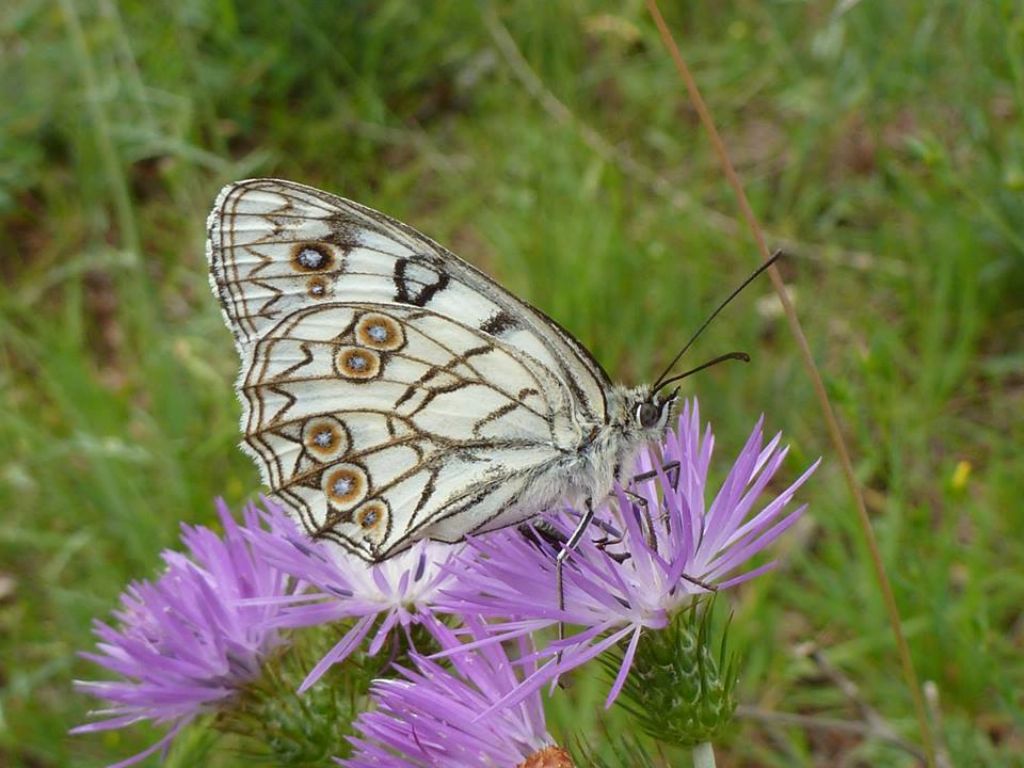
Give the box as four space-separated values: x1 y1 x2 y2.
618 385 678 442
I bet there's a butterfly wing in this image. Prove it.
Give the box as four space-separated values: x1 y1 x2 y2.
208 179 610 560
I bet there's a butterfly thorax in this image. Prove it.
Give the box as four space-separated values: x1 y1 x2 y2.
510 383 675 520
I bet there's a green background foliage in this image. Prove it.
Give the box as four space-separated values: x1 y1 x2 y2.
1 1 1021 765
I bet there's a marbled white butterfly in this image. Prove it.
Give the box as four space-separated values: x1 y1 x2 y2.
208 179 766 564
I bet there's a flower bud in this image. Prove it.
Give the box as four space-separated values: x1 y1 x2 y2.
610 603 737 747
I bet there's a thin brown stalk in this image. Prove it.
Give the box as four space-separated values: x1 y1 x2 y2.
736 706 925 761
643 2 936 765
480 5 904 277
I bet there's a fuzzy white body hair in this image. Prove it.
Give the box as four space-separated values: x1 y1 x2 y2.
422 383 672 542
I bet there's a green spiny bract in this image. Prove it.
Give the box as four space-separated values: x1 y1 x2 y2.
214 621 438 764
606 602 738 748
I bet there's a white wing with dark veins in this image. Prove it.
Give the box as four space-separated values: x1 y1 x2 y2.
208 178 610 560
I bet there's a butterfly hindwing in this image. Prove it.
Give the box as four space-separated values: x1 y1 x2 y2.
239 301 572 559
208 179 610 559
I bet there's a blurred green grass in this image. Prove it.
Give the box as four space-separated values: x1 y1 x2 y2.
1 1 1022 765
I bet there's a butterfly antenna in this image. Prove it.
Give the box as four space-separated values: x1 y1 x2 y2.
651 250 782 392
655 351 750 390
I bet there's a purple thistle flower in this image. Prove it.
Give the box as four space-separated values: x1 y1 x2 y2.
72 502 301 767
244 501 467 693
441 399 818 710
339 620 566 768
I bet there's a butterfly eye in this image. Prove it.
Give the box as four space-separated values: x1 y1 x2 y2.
636 402 660 428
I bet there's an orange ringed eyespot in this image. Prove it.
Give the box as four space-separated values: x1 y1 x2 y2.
302 417 349 462
353 500 389 543
355 313 405 351
307 276 329 297
322 463 368 509
335 346 381 380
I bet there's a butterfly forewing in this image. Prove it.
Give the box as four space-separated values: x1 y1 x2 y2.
208 179 611 560
208 179 610 409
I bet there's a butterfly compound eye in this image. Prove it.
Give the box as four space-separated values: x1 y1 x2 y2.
636 402 660 428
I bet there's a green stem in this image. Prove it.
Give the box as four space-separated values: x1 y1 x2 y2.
693 742 716 768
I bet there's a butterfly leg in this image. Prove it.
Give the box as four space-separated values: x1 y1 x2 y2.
620 490 659 550
624 465 718 593
584 495 714 593
681 572 718 592
556 498 596 657
629 460 681 490
630 461 683 537
592 486 659 551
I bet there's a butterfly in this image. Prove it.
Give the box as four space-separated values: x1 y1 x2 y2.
208 179 765 564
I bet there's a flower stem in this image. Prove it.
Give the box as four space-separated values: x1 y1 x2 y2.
643 3 937 767
692 742 716 768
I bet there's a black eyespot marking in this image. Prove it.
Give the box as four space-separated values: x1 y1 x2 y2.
353 499 390 546
358 506 378 526
291 243 334 272
636 402 660 429
322 463 368 509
